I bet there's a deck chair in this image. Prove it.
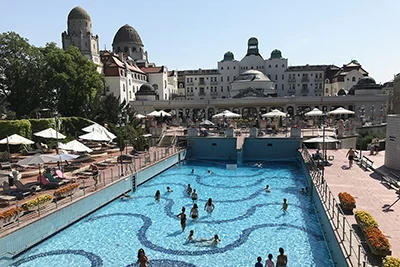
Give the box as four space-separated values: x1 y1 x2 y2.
1 181 30 199
0 161 12 170
55 170 74 183
44 172 65 184
37 175 63 189
14 180 40 193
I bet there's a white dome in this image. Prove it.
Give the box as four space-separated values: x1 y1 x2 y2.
236 70 271 82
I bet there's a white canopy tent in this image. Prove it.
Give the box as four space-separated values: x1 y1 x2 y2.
212 110 242 118
58 140 93 153
328 107 355 115
34 128 66 139
262 109 288 118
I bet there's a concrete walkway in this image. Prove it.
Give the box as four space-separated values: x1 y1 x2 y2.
322 149 400 265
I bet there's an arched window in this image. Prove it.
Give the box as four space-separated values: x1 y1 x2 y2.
132 47 136 52
352 77 356 82
123 84 126 92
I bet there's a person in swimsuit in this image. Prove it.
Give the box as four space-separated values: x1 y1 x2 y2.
281 198 288 213
187 230 195 243
255 256 263 267
196 234 221 246
186 184 192 196
191 169 195 174
191 189 198 202
154 190 160 202
265 253 275 267
265 185 270 193
276 247 287 267
204 198 215 213
167 186 173 192
89 164 99 187
137 248 149 267
190 203 199 219
177 207 187 232
346 147 355 168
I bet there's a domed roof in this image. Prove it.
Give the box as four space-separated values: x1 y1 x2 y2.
136 83 156 95
356 76 376 87
270 49 282 59
113 24 143 46
222 51 234 61
235 70 271 82
248 37 258 46
68 6 91 21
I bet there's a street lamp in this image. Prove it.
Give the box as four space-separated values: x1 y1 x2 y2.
54 110 60 170
380 104 386 123
117 112 126 176
358 105 366 159
371 104 375 124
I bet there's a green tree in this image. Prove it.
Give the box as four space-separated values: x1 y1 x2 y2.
90 94 125 124
0 32 46 118
41 44 104 117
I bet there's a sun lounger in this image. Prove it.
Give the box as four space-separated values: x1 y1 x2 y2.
0 161 12 170
14 180 40 193
45 173 65 184
37 175 63 189
0 195 17 205
1 181 30 199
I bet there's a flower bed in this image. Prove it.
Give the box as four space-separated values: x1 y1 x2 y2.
22 194 53 212
0 207 23 228
338 192 356 210
364 226 391 256
383 257 400 267
355 211 378 228
54 183 79 199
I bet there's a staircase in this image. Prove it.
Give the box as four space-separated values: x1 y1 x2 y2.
158 135 176 147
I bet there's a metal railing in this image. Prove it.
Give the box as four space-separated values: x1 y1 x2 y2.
0 146 183 234
300 145 369 267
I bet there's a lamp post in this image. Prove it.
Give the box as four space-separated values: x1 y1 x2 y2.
358 105 366 159
117 112 126 176
371 104 375 124
380 104 386 124
54 111 61 170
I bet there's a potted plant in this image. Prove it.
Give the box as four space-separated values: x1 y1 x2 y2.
364 226 391 256
0 207 23 227
22 194 53 212
383 257 400 267
54 183 79 199
355 211 378 230
338 192 356 212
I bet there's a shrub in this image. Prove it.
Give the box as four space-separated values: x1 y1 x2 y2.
383 257 400 267
0 207 23 219
364 226 391 252
355 211 378 228
54 183 79 197
21 194 53 210
338 192 356 207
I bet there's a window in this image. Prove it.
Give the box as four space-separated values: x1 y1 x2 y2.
206 77 209 80
221 67 223 70
227 66 229 70
251 66 253 69
85 42 87 47
227 76 230 81
221 86 223 92
221 77 223 82
325 88 329 93
281 84 284 90
289 74 291 78
282 74 284 80
93 44 95 50
269 65 271 68
311 73 313 76
190 78 193 82
347 78 350 81
129 91 132 99
319 83 322 89
298 74 300 77
352 77 356 82
315 83 318 89
282 64 285 68
132 47 136 52
123 84 126 92
275 75 278 80
124 47 128 52
129 79 131 85
195 77 197 80
233 66 236 69
275 64 278 68
267 75 271 79
187 78 189 82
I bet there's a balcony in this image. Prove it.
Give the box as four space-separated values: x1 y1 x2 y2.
199 80 206 85
210 91 218 96
199 91 206 96
186 82 194 86
211 81 218 85
186 91 194 96
315 77 323 82
301 77 309 82
288 89 296 94
288 77 296 82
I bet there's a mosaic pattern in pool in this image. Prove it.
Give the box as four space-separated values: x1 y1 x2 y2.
12 160 334 267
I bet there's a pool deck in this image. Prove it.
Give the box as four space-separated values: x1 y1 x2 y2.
322 149 400 264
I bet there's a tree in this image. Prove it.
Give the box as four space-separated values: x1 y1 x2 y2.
0 32 46 118
41 44 104 117
90 94 125 125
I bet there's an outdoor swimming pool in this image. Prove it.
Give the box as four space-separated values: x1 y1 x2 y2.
11 160 334 267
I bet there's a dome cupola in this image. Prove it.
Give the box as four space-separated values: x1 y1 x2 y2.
270 49 282 59
68 6 91 21
222 51 234 61
113 24 143 46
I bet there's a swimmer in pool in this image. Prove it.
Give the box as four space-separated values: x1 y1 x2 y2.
191 189 198 202
196 234 221 246
265 185 270 193
177 207 187 232
186 184 192 195
155 190 161 202
190 203 199 220
187 230 195 243
281 198 288 213
204 198 215 213
167 186 173 192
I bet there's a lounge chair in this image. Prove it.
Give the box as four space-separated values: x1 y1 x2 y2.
44 173 65 184
55 170 74 183
0 161 12 170
37 175 63 189
1 181 30 199
14 180 40 193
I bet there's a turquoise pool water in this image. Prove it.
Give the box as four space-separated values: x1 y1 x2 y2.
12 160 334 267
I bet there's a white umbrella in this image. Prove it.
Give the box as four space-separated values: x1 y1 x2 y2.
17 153 53 166
147 110 160 117
212 110 242 118
262 109 288 118
79 131 111 142
328 107 355 115
305 108 324 117
199 119 215 126
58 140 93 153
303 136 340 143
159 110 171 117
0 134 34 145
135 114 146 119
34 128 66 139
43 153 79 162
82 123 117 140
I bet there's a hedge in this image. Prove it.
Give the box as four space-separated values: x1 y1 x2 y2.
0 120 32 139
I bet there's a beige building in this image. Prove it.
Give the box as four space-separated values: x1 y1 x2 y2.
393 74 400 114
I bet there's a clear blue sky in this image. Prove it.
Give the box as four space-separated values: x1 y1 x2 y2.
0 0 398 83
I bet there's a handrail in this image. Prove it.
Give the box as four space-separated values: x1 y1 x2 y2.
156 128 167 146
300 145 370 267
0 251 15 260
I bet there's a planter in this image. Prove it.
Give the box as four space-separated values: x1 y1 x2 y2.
1 212 20 228
22 195 53 212
341 204 356 213
53 183 79 200
366 238 392 256
25 199 52 212
54 188 77 199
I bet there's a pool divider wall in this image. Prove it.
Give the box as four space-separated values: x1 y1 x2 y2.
0 151 185 261
297 156 347 267
186 137 237 160
242 138 301 161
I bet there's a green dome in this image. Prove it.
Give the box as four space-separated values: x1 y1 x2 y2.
248 37 258 46
113 24 143 46
222 51 234 61
270 49 282 59
68 6 91 21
